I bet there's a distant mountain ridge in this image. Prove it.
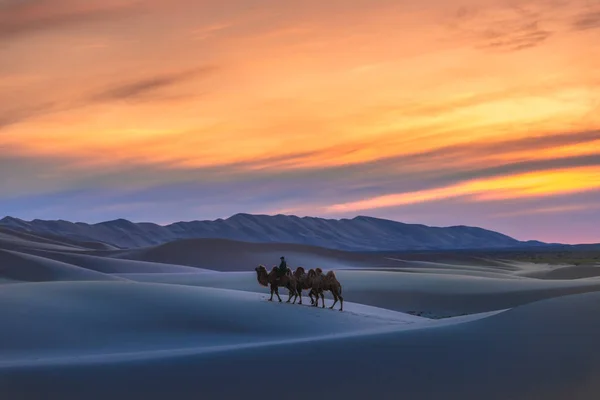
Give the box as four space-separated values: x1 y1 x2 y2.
0 214 547 252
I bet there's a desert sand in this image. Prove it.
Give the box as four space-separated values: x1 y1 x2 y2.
0 228 599 399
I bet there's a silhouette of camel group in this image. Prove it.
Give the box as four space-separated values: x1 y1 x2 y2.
254 265 344 311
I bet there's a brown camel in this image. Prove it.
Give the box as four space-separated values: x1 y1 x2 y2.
255 264 299 303
309 267 344 311
293 267 316 305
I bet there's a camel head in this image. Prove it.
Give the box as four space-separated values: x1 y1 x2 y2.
255 265 269 287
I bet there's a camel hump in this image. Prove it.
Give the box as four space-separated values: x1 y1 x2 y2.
326 270 336 278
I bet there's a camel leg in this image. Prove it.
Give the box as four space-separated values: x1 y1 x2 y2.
286 287 293 303
309 290 315 305
269 285 274 301
313 290 320 307
329 291 338 310
320 292 325 308
298 289 303 305
338 292 344 311
275 287 282 302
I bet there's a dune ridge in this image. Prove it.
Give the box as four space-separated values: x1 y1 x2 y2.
25 249 214 274
0 250 125 283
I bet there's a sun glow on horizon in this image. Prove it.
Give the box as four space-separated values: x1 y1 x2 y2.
325 167 600 212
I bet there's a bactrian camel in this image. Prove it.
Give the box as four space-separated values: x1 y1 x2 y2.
308 267 344 311
254 264 299 303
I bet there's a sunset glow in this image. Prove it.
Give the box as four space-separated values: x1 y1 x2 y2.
326 167 600 212
1 0 599 243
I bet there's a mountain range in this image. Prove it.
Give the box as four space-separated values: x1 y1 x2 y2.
0 214 548 252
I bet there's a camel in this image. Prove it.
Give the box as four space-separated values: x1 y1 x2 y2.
255 264 300 303
308 267 344 311
293 267 316 305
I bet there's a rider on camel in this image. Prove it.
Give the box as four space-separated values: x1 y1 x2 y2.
277 256 288 277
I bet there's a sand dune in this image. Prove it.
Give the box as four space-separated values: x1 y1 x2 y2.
0 228 86 252
116 269 600 317
24 249 213 274
519 264 600 280
115 238 390 271
1 233 600 399
0 250 125 283
0 288 598 399
370 266 524 279
1 232 215 275
385 257 522 272
0 280 501 366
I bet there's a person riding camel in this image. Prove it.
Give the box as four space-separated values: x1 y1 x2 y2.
277 256 288 277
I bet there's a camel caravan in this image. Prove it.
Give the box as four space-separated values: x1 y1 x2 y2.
254 256 344 311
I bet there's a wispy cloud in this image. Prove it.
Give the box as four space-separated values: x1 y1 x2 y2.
571 11 600 31
4 129 598 206
87 66 217 103
0 101 59 129
324 166 600 213
0 0 142 40
447 2 556 52
480 21 552 51
493 203 600 218
188 22 233 41
0 65 216 130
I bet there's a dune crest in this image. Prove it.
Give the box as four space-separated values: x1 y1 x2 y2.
0 250 125 283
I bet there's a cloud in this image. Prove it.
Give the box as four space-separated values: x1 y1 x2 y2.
0 0 142 40
395 131 600 178
324 166 600 213
0 65 216 130
0 101 59 129
493 202 600 218
571 11 600 31
448 3 554 52
454 5 478 21
285 130 600 195
479 21 552 51
42 143 600 219
87 65 217 103
1 135 599 241
3 127 598 201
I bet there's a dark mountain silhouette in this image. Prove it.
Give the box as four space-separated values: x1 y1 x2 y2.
0 213 547 251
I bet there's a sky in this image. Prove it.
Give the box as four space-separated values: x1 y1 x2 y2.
1 0 599 244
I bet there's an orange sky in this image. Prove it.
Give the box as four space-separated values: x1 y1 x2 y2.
1 0 599 243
